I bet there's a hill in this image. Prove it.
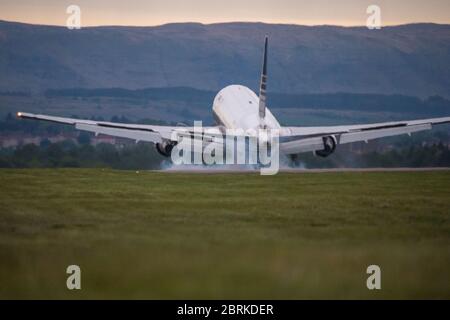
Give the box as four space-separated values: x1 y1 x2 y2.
1 20 450 97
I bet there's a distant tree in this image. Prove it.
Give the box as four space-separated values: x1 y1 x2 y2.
77 132 91 145
46 143 64 167
39 138 51 149
110 116 120 123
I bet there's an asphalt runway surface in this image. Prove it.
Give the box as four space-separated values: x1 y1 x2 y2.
159 167 450 174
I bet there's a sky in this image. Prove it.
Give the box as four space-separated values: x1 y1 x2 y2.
0 0 449 27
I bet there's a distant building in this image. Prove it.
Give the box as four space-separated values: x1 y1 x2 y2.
0 132 131 148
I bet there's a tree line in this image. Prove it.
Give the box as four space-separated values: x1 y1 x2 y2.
44 87 450 116
1 139 449 170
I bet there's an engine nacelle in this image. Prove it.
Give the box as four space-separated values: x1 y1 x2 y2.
156 141 177 157
314 135 337 158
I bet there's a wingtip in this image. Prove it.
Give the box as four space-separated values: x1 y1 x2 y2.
17 112 22 118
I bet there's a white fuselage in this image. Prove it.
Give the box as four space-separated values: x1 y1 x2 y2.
212 85 281 130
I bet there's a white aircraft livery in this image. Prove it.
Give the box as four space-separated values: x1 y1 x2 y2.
17 37 450 160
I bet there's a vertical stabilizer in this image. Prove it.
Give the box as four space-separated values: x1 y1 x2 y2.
258 36 268 123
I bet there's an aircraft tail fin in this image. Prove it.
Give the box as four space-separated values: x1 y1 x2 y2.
258 36 268 123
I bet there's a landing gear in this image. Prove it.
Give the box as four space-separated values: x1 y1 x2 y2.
156 141 177 157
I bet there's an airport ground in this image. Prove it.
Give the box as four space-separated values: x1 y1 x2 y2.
0 169 449 299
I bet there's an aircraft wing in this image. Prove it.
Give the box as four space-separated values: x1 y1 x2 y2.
280 116 450 155
16 112 221 144
17 112 450 155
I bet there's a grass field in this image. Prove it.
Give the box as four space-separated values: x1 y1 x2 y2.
0 169 449 299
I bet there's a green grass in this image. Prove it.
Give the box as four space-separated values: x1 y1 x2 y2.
0 169 449 299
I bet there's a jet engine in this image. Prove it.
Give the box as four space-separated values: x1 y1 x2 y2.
314 135 337 158
156 141 177 157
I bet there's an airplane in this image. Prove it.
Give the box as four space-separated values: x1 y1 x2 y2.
17 36 450 161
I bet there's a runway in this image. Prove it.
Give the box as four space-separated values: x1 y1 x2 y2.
158 167 450 174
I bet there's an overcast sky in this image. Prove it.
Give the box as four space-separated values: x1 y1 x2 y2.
1 0 449 27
